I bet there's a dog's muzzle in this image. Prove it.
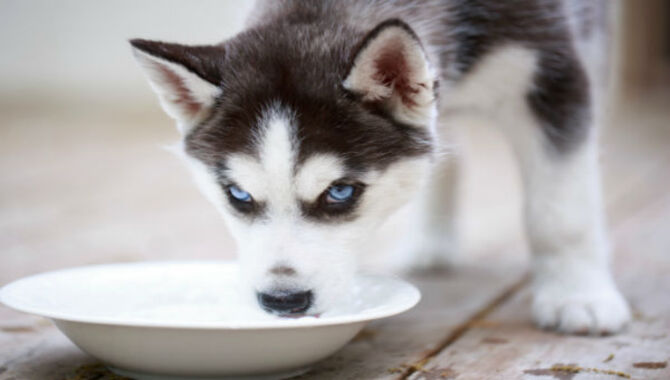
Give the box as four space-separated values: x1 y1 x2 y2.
256 290 313 315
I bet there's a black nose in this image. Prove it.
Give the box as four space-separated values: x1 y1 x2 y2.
257 290 313 315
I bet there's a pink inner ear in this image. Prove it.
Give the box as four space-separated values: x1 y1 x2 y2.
156 64 201 117
373 41 420 107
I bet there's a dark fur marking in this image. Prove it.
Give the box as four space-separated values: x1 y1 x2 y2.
527 50 590 153
300 199 361 223
270 266 297 276
136 0 603 194
300 182 366 223
216 168 267 221
183 21 432 174
224 188 267 220
448 0 595 153
129 39 225 86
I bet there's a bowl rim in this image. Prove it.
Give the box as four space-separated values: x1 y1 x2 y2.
0 261 421 330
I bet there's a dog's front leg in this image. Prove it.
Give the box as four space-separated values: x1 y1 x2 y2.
498 50 630 335
520 137 630 335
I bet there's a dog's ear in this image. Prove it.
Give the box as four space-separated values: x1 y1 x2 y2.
344 20 436 126
130 39 223 132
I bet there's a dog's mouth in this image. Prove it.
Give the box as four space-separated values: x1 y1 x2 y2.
256 289 314 316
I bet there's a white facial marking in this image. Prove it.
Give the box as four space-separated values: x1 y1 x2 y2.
258 109 298 216
224 155 267 201
356 158 431 224
219 109 297 209
295 155 345 201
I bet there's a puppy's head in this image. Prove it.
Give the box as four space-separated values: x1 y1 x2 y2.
131 20 437 315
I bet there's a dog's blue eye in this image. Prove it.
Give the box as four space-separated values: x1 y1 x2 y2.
229 185 252 202
326 184 354 203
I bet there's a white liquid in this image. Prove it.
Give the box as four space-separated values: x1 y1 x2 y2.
3 262 410 326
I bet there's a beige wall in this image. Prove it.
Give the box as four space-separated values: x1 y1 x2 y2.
0 1 254 106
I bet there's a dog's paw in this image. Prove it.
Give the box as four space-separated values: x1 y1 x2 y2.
532 280 630 335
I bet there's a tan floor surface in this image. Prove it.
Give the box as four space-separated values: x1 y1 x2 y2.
1 85 669 379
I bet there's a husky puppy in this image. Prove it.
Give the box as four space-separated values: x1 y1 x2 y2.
131 0 629 334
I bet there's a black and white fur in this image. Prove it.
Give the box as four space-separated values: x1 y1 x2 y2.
131 0 629 334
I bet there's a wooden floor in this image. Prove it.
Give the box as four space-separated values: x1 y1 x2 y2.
1 86 669 379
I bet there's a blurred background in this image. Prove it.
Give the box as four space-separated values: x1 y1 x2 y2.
0 0 668 285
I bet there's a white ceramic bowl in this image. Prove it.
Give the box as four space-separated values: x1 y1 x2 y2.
0 261 420 379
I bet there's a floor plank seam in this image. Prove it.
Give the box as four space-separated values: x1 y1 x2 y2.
397 273 530 379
